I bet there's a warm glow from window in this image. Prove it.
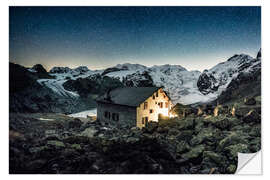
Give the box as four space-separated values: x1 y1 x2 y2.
169 113 178 118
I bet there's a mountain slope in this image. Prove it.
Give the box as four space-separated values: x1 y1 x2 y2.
212 50 261 105
9 63 96 113
42 50 260 106
10 49 261 113
103 64 217 104
197 51 261 104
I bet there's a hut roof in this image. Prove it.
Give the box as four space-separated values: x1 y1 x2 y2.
96 87 161 107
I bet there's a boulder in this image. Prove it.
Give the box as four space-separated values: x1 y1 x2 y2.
130 127 141 136
204 115 232 129
176 130 193 141
214 118 231 129
68 118 83 129
226 164 237 174
47 140 65 148
80 127 98 138
202 151 223 165
25 159 47 171
63 135 90 144
218 132 247 150
249 137 261 152
244 97 256 105
225 144 249 158
168 128 180 136
181 144 205 160
176 140 190 154
190 127 215 146
45 135 61 141
143 121 158 134
45 130 57 137
62 148 80 158
126 137 140 144
29 146 48 154
156 126 169 134
70 144 82 150
178 118 195 130
231 106 250 118
249 126 261 137
242 110 261 123
130 127 140 131
194 118 204 134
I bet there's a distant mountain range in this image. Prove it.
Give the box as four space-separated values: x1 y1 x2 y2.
9 49 261 113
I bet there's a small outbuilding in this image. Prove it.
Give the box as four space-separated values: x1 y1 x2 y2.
96 87 173 128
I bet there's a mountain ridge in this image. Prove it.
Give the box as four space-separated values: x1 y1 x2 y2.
9 49 261 113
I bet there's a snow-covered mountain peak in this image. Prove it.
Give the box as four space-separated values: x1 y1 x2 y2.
49 67 72 74
73 66 90 73
150 64 187 73
197 52 260 96
227 54 253 63
38 49 260 105
50 66 90 74
115 63 148 71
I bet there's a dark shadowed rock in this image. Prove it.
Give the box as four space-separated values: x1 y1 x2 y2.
176 130 193 141
143 121 158 134
213 118 231 129
32 64 47 74
68 118 83 129
218 132 247 151
181 145 205 161
197 71 218 95
225 144 249 159
226 164 237 173
242 110 261 123
244 97 256 105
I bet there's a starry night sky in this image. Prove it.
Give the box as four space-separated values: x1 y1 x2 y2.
9 6 261 71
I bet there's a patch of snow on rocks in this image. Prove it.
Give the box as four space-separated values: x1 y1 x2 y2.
68 108 97 118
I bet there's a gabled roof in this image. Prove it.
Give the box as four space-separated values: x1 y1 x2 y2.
96 87 161 107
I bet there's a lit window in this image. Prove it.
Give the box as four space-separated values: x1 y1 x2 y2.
159 102 163 108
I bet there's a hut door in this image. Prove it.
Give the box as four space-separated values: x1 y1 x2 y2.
145 117 149 126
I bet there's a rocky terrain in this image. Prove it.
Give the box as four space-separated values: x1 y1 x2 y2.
9 96 261 174
9 49 261 174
